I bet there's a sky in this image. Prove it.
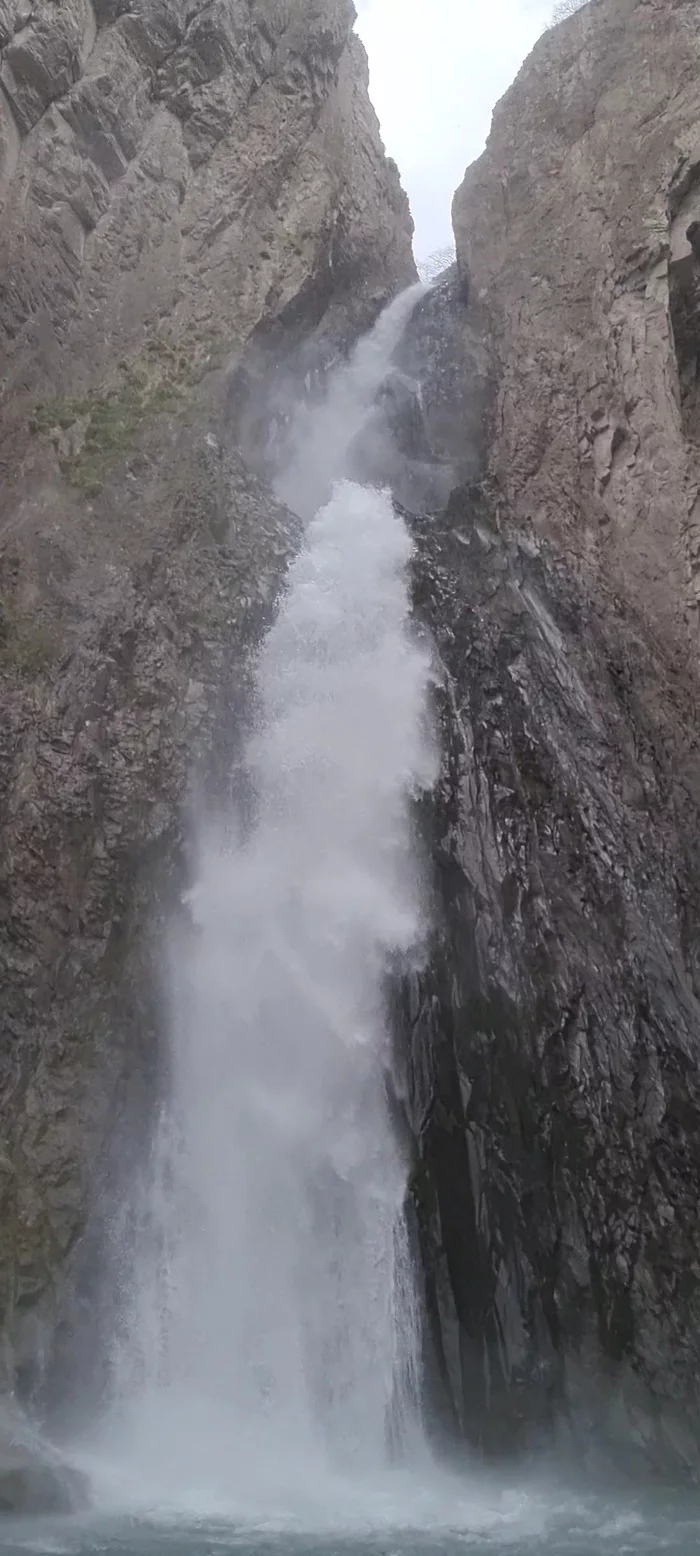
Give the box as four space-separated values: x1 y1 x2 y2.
354 0 555 261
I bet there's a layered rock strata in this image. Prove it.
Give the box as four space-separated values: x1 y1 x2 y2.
396 0 700 1475
0 0 414 1394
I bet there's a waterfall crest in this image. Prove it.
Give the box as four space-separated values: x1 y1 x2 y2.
99 289 436 1517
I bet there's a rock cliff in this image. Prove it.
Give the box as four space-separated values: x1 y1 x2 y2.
396 0 700 1477
0 0 414 1398
3 0 700 1491
453 0 700 658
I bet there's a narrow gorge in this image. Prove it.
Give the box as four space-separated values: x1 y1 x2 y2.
2 0 700 1546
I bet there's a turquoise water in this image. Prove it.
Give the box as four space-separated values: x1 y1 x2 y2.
2 1477 700 1556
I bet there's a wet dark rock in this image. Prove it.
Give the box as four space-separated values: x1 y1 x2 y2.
0 1457 83 1515
0 1405 87 1513
345 271 494 515
381 0 700 1479
401 483 700 1474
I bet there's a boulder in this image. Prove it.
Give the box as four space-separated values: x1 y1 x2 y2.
0 1404 86 1514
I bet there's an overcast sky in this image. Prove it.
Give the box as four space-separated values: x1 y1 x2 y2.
355 0 554 261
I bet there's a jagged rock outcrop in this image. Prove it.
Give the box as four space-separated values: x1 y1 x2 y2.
453 0 700 659
0 0 414 1396
396 0 700 1478
0 0 413 413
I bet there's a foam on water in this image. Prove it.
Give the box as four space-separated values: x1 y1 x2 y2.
85 280 440 1520
6 1466 700 1556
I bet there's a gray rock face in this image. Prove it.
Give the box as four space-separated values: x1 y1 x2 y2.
4 0 700 1491
348 272 494 514
452 0 700 661
0 0 414 1398
0 0 413 418
391 0 700 1478
405 493 700 1473
0 431 302 1404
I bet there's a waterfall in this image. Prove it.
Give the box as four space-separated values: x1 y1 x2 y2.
274 282 426 518
99 288 436 1517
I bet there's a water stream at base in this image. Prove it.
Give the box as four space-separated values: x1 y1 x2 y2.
4 1472 700 1556
8 288 700 1554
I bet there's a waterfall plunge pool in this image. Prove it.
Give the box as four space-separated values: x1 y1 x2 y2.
1 1471 700 1556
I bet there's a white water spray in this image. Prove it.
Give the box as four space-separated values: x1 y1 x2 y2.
275 283 426 518
12 297 674 1556
96 289 438 1516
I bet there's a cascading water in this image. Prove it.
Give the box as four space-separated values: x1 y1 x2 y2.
273 283 427 519
94 287 438 1518
3 300 697 1556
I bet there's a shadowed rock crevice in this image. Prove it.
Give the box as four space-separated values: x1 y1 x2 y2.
670 236 700 445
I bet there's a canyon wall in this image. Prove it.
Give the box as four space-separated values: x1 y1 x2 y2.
3 0 700 1484
0 0 414 1394
401 0 700 1476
